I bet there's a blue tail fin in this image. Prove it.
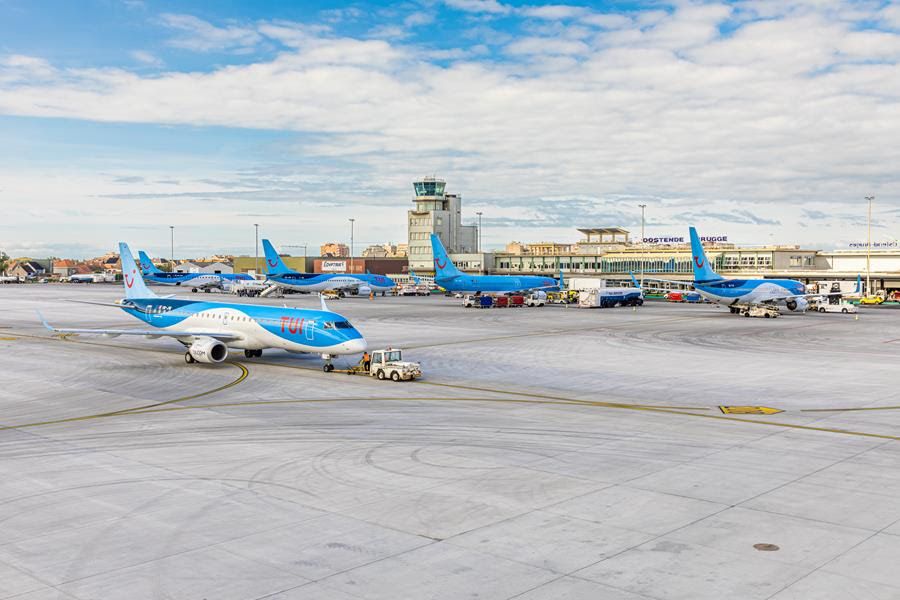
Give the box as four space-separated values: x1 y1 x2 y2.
855 274 862 294
689 227 723 283
629 271 641 288
261 239 293 275
120 243 156 299
429 234 462 279
558 267 565 291
409 269 421 285
137 251 162 275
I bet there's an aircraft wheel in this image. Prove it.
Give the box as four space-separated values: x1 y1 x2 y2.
323 364 334 373
390 371 401 382
185 352 195 364
764 313 771 318
376 369 386 380
191 288 198 293
244 349 255 358
204 288 210 293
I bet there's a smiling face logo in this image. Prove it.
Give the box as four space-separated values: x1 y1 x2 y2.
434 257 447 270
267 259 277 268
694 256 704 268
124 269 136 288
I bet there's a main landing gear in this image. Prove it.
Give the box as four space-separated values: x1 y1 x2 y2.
244 349 263 358
185 351 195 364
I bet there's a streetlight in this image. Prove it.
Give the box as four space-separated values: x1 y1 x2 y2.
638 204 647 288
349 218 355 273
169 226 174 272
865 196 874 296
254 223 259 277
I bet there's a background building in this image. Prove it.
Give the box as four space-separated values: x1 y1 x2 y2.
407 176 478 271
320 243 349 258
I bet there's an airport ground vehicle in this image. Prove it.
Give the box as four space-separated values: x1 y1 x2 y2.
665 290 702 303
812 299 857 314
547 290 578 304
860 294 885 305
578 289 644 308
231 279 269 297
509 295 524 307
525 292 546 307
347 349 421 381
740 304 780 318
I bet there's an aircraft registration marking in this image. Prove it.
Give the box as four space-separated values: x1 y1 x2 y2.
719 405 783 415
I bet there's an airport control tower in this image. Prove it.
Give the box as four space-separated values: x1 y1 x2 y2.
407 176 478 272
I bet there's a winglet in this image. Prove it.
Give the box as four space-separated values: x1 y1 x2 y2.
36 309 54 332
319 293 329 312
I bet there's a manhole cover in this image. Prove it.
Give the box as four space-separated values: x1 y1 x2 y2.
754 543 780 551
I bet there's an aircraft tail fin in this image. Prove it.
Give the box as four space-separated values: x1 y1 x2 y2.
261 239 293 275
409 269 421 285
629 271 641 288
855 274 862 294
429 234 462 278
137 251 162 275
558 268 565 291
689 227 723 283
120 243 156 299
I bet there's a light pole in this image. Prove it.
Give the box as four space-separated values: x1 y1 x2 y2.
349 218 355 273
169 226 174 272
476 211 483 253
638 204 646 288
254 223 259 277
865 196 874 296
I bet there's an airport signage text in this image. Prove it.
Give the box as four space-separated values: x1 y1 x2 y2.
640 235 728 244
322 261 347 271
849 241 898 248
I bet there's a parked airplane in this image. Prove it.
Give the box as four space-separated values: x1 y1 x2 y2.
262 239 395 296
651 227 837 313
41 243 367 371
138 251 253 292
430 234 560 294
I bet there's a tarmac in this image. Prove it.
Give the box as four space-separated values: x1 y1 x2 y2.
1 283 900 600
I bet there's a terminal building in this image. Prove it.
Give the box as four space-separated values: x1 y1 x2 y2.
491 227 900 291
407 176 479 272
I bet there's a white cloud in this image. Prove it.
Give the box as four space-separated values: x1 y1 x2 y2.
520 4 588 20
443 0 511 15
404 11 436 28
504 36 589 55
159 13 262 52
130 50 163 67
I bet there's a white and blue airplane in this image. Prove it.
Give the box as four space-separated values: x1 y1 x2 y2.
262 239 395 296
430 234 561 294
41 243 367 371
138 251 254 292
654 227 835 313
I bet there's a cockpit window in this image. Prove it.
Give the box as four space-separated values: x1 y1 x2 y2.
334 321 353 329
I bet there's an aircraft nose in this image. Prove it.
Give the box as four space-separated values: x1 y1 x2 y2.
339 337 367 355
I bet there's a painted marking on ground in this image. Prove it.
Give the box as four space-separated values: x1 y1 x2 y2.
719 406 784 415
0 361 248 431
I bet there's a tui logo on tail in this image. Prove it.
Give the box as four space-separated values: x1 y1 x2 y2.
124 269 136 288
268 258 278 268
694 256 704 268
434 257 447 270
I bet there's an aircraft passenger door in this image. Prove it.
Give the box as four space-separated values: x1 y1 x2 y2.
304 320 315 341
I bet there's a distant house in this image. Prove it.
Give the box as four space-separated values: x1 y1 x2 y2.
53 259 78 278
9 260 45 279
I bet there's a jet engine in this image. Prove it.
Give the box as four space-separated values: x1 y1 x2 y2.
189 337 228 363
785 298 809 312
357 285 372 296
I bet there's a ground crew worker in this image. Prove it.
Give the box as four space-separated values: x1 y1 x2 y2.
362 351 371 372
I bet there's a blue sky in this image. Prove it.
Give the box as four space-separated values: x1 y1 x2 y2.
1 0 899 258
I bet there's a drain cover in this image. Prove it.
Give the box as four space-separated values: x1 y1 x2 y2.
754 543 780 551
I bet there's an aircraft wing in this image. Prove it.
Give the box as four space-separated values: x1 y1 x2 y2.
38 311 242 341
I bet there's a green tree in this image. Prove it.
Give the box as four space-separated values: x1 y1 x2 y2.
0 252 9 276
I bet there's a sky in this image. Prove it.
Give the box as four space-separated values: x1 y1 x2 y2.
1 0 899 259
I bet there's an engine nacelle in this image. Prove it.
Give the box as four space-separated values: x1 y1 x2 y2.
357 285 372 296
189 337 228 363
785 298 809 312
